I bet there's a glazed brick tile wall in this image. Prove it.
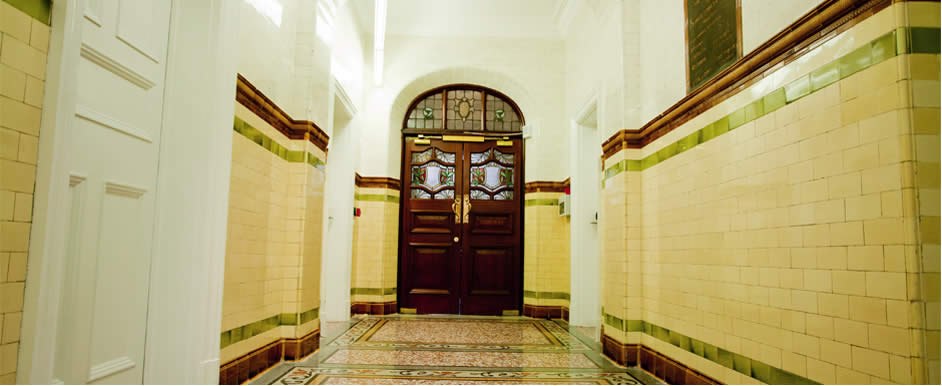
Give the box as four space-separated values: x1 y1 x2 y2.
0 2 48 383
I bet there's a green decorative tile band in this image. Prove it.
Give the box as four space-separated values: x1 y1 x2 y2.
603 27 939 182
2 0 51 24
525 198 559 206
602 313 816 385
350 287 397 296
523 290 570 300
220 307 319 349
354 193 400 203
234 116 325 169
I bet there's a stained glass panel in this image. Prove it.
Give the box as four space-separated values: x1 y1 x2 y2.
406 93 442 129
470 190 490 200
485 94 521 132
495 190 514 200
494 149 514 164
471 149 491 164
446 90 482 131
411 189 431 199
412 148 456 164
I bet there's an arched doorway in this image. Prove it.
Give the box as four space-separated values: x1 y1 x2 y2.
397 85 525 315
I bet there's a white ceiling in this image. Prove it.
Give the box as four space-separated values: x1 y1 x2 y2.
378 0 564 39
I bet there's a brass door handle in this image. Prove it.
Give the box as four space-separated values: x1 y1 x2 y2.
463 194 471 223
452 197 461 224
453 236 459 243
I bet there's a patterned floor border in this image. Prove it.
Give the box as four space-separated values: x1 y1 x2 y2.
329 317 588 351
272 367 643 385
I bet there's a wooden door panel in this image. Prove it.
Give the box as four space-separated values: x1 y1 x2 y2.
399 140 462 314
459 140 522 315
466 247 513 296
407 243 455 294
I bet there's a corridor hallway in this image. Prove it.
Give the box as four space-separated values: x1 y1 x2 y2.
250 316 659 385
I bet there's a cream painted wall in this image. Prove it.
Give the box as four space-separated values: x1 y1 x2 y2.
358 35 568 181
237 0 301 116
638 0 687 125
742 0 826 53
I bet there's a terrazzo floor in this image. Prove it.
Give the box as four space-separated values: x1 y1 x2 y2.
251 315 660 385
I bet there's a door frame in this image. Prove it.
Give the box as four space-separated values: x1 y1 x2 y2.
396 135 525 315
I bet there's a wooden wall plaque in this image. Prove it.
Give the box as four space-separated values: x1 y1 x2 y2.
685 0 743 91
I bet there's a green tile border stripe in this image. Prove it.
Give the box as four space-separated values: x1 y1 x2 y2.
525 198 559 206
2 0 51 25
234 116 326 169
354 193 400 203
523 290 570 300
220 307 320 349
603 27 939 183
602 314 817 385
350 287 397 296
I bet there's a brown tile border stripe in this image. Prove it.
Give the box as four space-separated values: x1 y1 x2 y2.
524 178 570 193
601 337 720 385
351 301 398 315
603 26 940 181
600 315 818 385
601 0 894 160
355 173 402 190
522 304 569 321
236 74 329 152
219 329 320 385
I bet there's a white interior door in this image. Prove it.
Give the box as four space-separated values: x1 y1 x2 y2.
53 1 172 383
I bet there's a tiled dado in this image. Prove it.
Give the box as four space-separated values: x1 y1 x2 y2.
601 337 718 385
1 0 50 24
219 329 320 385
220 307 319 349
603 26 940 180
350 288 397 315
522 304 569 321
601 314 817 385
233 116 325 169
523 292 571 320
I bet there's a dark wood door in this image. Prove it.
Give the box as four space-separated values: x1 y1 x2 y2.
399 138 522 315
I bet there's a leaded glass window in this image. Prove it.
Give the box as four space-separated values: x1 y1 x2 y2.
485 94 521 132
406 93 443 129
469 149 514 200
446 90 482 131
402 86 524 133
410 147 456 200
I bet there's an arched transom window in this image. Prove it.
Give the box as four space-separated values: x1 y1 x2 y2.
403 85 525 133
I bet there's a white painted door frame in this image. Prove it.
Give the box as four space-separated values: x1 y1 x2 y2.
568 92 602 329
18 0 239 383
320 77 359 322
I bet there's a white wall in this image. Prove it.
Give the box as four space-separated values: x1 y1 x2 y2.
742 0 825 53
638 0 687 125
237 0 301 115
358 35 568 181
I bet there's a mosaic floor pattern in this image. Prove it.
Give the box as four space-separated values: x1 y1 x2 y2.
252 316 659 385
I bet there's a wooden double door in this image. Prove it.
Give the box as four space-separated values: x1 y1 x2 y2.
399 138 522 315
